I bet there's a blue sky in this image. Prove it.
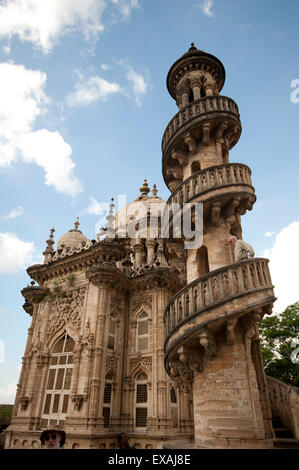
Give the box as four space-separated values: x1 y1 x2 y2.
0 0 299 403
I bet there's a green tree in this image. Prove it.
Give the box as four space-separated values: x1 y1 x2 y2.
259 301 299 387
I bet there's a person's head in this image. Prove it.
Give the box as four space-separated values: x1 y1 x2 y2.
228 235 237 247
40 427 66 449
118 432 129 448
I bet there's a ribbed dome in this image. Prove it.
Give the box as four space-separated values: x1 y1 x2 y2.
57 228 89 250
115 190 165 238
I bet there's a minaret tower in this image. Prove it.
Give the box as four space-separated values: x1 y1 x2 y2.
162 44 276 448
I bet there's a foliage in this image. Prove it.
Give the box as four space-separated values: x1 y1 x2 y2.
0 405 13 420
45 275 75 300
66 274 75 285
259 301 299 387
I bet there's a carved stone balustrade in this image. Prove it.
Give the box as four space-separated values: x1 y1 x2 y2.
164 258 276 366
162 96 241 171
165 163 256 221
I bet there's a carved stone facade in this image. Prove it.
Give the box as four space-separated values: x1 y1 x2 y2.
4 45 297 450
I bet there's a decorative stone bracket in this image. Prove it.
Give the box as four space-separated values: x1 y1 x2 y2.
226 318 238 345
20 396 31 411
71 394 88 411
198 330 217 359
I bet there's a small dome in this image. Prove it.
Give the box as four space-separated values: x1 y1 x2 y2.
57 219 89 250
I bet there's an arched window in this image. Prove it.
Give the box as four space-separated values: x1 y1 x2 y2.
102 373 113 428
196 245 209 277
107 313 116 350
135 372 148 429
136 312 149 351
41 332 75 428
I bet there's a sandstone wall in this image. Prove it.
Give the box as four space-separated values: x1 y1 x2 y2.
267 376 299 439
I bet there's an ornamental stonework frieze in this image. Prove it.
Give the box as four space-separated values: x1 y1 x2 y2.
26 240 126 284
131 295 152 313
47 287 86 336
129 356 152 376
106 356 118 375
129 267 183 293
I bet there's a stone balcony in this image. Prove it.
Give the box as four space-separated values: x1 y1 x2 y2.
162 96 241 166
164 258 276 365
166 163 256 221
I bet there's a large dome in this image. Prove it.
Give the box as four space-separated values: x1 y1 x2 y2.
57 220 89 250
114 181 166 238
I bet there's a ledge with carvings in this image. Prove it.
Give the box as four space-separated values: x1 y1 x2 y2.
164 258 276 361
26 240 126 284
162 96 241 165
167 163 255 210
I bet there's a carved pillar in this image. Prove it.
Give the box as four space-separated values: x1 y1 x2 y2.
190 78 201 101
134 243 142 270
146 239 156 266
182 92 189 107
88 287 110 430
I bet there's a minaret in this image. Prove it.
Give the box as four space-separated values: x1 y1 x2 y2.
162 44 276 448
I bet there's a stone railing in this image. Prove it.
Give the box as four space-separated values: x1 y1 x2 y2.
267 376 299 440
167 163 253 208
164 258 272 338
162 95 240 155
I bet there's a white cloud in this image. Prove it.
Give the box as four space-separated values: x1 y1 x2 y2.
2 44 11 55
0 382 17 404
2 206 23 219
126 66 147 106
199 0 214 17
0 0 140 54
0 0 107 54
263 221 299 313
66 73 122 107
67 64 148 108
265 231 275 238
0 232 35 273
84 196 109 216
111 0 140 19
19 130 83 196
0 62 83 196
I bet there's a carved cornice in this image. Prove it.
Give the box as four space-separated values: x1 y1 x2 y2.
86 264 128 289
21 286 50 304
26 241 125 284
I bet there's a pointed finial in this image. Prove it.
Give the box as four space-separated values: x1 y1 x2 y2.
74 216 80 231
139 179 150 197
105 198 115 238
43 226 55 263
152 184 158 197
